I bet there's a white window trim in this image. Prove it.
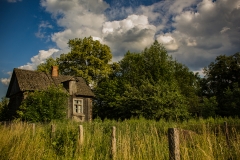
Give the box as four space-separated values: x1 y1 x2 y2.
73 98 83 114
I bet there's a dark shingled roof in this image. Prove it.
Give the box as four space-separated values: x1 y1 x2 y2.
6 68 94 97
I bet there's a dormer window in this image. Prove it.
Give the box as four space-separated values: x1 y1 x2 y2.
73 98 83 113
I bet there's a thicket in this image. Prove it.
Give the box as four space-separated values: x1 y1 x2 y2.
0 118 240 160
94 41 198 120
16 85 68 122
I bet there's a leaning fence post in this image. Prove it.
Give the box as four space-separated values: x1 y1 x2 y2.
224 121 230 147
79 125 84 145
168 128 180 160
32 123 35 137
51 124 55 139
111 126 116 159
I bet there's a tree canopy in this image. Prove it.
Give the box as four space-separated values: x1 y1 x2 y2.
94 41 198 120
37 36 112 86
35 37 240 120
202 52 240 117
58 37 112 86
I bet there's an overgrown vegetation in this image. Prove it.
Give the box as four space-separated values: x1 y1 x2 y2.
0 97 9 121
17 85 68 122
0 118 240 160
94 41 197 120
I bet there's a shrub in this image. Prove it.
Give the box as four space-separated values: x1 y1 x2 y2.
17 85 68 122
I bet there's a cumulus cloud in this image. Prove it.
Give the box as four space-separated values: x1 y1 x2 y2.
41 0 109 50
0 72 12 86
22 0 240 72
19 48 59 70
103 14 156 57
156 34 178 51
142 0 240 70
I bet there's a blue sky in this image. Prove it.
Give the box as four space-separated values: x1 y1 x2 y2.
0 0 240 99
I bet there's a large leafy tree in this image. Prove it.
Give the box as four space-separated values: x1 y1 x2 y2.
202 52 240 116
37 36 112 86
57 36 112 86
94 41 198 120
37 57 58 73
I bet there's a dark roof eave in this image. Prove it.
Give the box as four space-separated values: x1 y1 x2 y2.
75 93 95 97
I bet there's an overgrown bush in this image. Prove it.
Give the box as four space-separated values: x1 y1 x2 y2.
0 97 9 121
17 85 68 122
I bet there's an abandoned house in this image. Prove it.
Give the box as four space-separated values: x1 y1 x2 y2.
6 66 94 122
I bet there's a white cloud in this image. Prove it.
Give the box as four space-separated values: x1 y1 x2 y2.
41 0 109 50
34 0 240 72
19 48 59 70
156 34 178 51
0 72 12 86
0 78 11 85
220 27 230 34
103 14 156 57
193 68 205 78
154 0 240 70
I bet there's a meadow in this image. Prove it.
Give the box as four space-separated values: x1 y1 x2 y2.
0 117 240 160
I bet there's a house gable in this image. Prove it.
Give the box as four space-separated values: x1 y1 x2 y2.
6 71 20 98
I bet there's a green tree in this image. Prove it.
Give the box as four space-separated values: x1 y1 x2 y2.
202 52 240 116
94 41 196 120
57 36 112 86
17 85 68 122
173 61 200 116
37 57 58 73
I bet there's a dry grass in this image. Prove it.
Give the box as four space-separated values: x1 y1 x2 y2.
0 118 240 160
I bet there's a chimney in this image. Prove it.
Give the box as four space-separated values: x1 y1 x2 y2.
52 66 58 77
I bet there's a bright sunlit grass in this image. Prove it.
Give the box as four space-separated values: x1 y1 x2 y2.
0 117 239 160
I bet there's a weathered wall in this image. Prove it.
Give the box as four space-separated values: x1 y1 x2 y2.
68 95 92 122
7 92 24 120
67 80 93 122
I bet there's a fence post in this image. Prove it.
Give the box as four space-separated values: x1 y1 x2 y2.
224 121 230 147
32 123 35 137
51 124 55 139
111 126 116 159
168 128 180 160
79 125 84 145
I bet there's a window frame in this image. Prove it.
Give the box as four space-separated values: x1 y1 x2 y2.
73 98 84 114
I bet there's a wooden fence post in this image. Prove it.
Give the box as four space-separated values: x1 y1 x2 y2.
111 126 116 159
79 125 84 145
32 123 35 137
168 128 180 160
51 124 55 139
224 121 230 147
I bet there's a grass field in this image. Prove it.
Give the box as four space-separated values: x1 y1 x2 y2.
0 117 240 160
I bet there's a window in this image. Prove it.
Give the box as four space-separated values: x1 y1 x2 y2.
73 98 83 113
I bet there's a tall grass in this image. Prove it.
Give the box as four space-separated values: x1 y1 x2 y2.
0 117 240 160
